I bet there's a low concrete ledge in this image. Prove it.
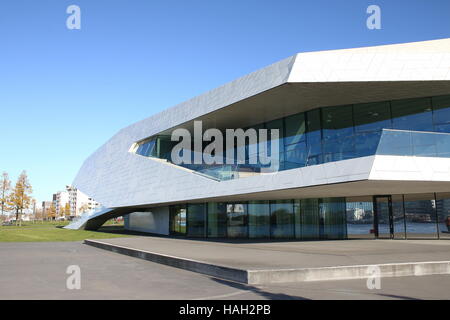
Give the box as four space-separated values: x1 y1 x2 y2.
84 239 248 283
85 239 450 285
247 261 450 284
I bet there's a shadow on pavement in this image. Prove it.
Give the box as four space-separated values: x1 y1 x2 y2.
210 278 309 300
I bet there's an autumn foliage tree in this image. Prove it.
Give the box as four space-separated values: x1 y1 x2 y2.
48 203 56 220
8 171 33 226
64 202 71 218
0 172 11 216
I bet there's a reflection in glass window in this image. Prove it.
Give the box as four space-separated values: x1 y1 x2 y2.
432 95 450 133
354 101 391 133
322 105 354 141
391 98 433 131
300 199 320 239
207 202 227 237
187 203 206 237
435 193 450 239
227 203 248 238
404 194 438 239
320 198 347 240
270 200 294 238
284 113 306 145
346 198 374 239
392 195 406 239
248 201 270 238
169 205 187 235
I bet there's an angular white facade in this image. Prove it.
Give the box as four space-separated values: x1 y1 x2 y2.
68 39 450 240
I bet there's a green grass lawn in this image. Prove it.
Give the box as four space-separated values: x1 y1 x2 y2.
0 221 132 242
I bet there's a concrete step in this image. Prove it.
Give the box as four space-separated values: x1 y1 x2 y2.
84 239 450 285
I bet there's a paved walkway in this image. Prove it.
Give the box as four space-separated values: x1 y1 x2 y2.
90 237 450 270
2 241 450 299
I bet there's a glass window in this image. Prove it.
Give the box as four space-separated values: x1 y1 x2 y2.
432 95 450 132
305 109 322 166
270 200 294 238
391 97 433 131
404 193 438 239
322 105 354 161
354 101 391 133
227 203 248 238
265 118 284 161
187 203 206 237
392 195 406 239
345 197 374 239
300 199 320 239
207 202 227 237
169 205 187 235
319 198 347 240
322 105 354 141
284 113 306 146
435 193 450 239
294 200 301 239
248 201 270 238
284 142 307 170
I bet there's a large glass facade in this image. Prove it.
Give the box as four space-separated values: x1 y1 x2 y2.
134 94 450 181
165 193 450 240
172 197 348 240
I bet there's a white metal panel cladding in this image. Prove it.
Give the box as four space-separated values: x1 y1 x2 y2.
73 39 450 208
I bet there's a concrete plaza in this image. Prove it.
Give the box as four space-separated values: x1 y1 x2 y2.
1 241 450 300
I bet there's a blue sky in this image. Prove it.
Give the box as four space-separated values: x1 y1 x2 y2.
1 0 450 202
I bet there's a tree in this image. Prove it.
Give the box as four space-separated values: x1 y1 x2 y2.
0 172 11 216
48 203 56 220
8 171 33 226
79 203 90 214
64 202 71 218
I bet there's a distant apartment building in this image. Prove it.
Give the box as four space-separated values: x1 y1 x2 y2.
66 185 100 216
41 201 52 218
52 191 69 217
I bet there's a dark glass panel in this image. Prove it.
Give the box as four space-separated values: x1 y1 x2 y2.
170 205 187 235
354 101 391 133
392 195 406 239
284 113 306 145
305 109 322 166
432 95 450 128
187 203 206 237
207 202 227 237
270 200 294 238
391 97 433 131
320 198 347 240
294 200 301 239
248 201 270 238
300 199 320 239
436 193 450 239
322 105 354 141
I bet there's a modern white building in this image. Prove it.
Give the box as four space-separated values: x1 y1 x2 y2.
67 39 450 240
66 185 100 217
52 191 69 217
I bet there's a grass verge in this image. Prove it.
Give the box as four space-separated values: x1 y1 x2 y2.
0 221 131 242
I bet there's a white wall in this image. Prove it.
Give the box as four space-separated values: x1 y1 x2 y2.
125 207 169 235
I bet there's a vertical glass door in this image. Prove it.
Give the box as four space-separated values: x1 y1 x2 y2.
373 196 394 239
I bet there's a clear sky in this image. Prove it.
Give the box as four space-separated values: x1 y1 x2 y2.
1 0 450 203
